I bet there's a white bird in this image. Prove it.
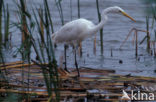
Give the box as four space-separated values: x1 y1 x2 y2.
52 6 136 77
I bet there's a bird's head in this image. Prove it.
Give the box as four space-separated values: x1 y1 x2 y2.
103 6 136 22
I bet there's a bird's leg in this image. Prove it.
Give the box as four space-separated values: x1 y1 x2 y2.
64 44 69 72
74 48 80 77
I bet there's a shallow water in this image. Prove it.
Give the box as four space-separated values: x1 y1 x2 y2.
4 0 156 77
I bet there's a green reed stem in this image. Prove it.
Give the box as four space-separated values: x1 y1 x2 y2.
70 0 72 20
33 1 60 101
44 0 54 33
33 8 52 97
155 30 156 41
0 0 3 47
55 0 64 25
146 16 150 52
77 0 80 18
4 4 10 47
96 0 103 54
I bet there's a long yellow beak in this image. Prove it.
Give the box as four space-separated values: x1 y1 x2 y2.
121 11 136 22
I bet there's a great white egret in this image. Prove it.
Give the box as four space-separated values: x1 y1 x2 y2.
52 6 136 77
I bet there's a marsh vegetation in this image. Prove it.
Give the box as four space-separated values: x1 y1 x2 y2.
0 0 156 101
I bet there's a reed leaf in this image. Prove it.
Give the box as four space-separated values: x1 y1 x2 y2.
4 4 10 47
55 0 64 25
77 0 80 18
96 0 103 54
0 0 3 47
70 0 72 20
44 0 54 33
39 8 44 44
146 16 150 52
32 1 60 101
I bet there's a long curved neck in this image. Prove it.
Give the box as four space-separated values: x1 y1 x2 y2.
89 9 108 34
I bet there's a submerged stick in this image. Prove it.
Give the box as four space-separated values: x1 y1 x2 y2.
135 30 138 57
0 63 35 70
93 33 97 55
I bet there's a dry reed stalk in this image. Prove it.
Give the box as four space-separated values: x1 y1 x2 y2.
0 83 86 91
39 9 44 44
21 8 28 44
0 63 35 70
0 88 48 96
120 28 135 49
120 28 148 49
0 89 89 97
0 61 23 66
132 30 136 46
78 42 82 57
120 28 148 57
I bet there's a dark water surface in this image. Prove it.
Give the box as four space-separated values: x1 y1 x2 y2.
4 0 156 77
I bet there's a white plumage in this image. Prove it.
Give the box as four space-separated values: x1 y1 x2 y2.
52 18 95 45
52 6 135 46
52 6 135 76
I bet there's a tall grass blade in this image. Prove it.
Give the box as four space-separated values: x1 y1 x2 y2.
77 0 80 18
32 1 60 101
39 8 45 44
4 4 10 47
55 0 64 25
0 0 3 47
96 0 103 54
70 0 72 20
146 16 150 52
44 0 54 33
